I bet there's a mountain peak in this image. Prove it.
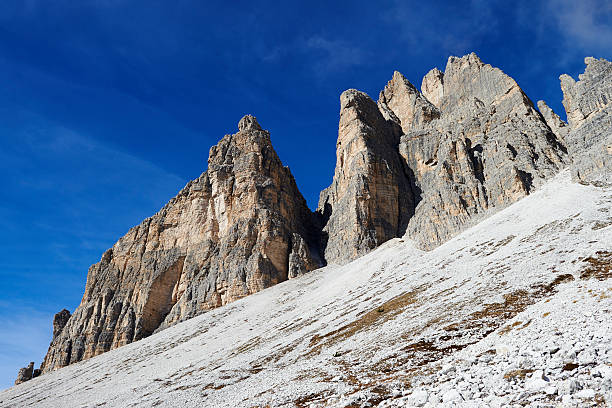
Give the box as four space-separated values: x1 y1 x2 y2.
237 114 262 132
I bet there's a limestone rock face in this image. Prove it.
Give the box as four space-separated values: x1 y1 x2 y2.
378 71 440 132
560 57 612 183
399 53 568 248
317 89 414 264
537 100 569 143
421 68 444 108
14 362 34 385
320 53 568 256
40 115 322 373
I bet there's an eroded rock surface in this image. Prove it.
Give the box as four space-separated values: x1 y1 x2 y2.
14 362 34 385
317 89 414 264
537 100 569 143
40 115 323 373
378 71 440 132
320 53 568 254
399 53 568 249
560 57 612 184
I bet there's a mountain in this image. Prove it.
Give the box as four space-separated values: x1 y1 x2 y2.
40 115 323 373
1 169 609 407
5 54 610 406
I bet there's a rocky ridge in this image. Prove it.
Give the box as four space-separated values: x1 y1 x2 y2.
318 52 568 259
2 168 609 407
560 57 612 184
13 53 610 383
39 115 323 373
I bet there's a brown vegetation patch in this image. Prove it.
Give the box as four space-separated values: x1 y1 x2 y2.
388 274 577 371
308 289 422 354
504 369 534 381
499 321 523 335
399 339 466 367
294 391 333 408
592 220 612 230
580 251 611 280
562 362 579 371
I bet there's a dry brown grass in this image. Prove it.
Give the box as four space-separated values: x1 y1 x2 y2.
308 288 422 355
504 369 534 381
580 251 611 280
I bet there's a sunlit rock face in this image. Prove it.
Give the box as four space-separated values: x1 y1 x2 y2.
399 53 568 249
560 57 612 184
35 52 610 377
40 115 323 373
319 52 568 255
317 89 415 264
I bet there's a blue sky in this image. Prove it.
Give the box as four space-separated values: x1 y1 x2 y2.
0 0 610 389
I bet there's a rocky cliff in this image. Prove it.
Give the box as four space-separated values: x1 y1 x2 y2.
39 115 323 373
318 53 568 257
317 89 415 264
559 57 612 184
16 53 609 382
400 53 568 249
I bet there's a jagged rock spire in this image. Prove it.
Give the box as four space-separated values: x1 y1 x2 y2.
317 89 414 264
377 71 440 133
40 116 323 373
560 57 612 183
237 114 262 132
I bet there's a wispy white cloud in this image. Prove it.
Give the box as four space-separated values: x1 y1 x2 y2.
545 0 612 56
0 307 53 390
256 35 368 78
380 0 501 57
304 36 368 74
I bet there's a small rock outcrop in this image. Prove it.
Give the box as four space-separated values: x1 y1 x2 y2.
560 57 612 184
378 71 440 132
421 68 445 108
52 309 71 339
537 100 569 143
14 362 34 385
40 115 323 373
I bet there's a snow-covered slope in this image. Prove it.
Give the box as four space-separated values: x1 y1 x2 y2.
1 170 610 407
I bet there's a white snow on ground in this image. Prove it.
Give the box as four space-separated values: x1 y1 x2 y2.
1 169 610 408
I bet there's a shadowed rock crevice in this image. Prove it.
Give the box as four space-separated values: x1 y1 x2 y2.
138 255 185 338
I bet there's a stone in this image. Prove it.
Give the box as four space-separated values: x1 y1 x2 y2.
40 115 323 373
442 389 464 403
378 71 440 133
560 57 612 183
537 100 569 143
317 89 415 264
421 68 444 108
399 53 568 248
575 388 596 399
14 362 34 385
406 390 428 407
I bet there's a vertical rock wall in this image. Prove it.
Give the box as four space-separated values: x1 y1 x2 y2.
560 57 612 184
40 115 323 373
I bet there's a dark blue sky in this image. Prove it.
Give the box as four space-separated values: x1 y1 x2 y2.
1 0 610 388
